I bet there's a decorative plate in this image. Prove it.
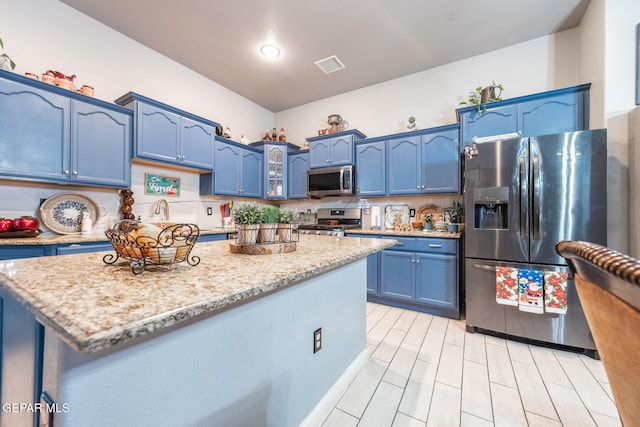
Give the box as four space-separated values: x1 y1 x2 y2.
39 193 99 234
416 204 445 225
384 205 410 229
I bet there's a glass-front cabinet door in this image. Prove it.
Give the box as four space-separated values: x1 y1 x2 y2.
264 144 287 199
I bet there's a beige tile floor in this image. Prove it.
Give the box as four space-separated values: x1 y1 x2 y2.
321 302 621 427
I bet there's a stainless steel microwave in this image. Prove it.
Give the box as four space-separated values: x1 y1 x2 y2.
307 165 354 197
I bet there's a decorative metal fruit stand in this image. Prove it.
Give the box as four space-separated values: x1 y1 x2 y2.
229 224 298 255
104 220 200 274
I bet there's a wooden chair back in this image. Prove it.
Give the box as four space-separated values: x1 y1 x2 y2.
556 240 640 426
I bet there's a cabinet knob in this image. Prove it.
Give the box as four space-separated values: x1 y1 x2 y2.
416 185 420 189
421 185 425 189
73 171 78 175
64 169 69 174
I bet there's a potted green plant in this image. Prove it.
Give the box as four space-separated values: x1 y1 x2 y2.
459 81 504 115
259 205 279 243
0 37 16 71
277 207 297 242
233 202 262 245
444 201 464 233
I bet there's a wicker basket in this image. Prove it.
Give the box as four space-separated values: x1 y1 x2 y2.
104 220 200 274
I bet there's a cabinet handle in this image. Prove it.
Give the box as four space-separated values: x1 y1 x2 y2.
421 185 425 189
73 171 78 175
416 259 420 264
416 185 420 189
63 169 69 174
428 244 442 248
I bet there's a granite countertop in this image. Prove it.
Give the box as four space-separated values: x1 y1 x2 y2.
0 228 230 246
0 235 396 354
346 227 463 239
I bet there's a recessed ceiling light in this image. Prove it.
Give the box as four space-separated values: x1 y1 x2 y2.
260 44 280 58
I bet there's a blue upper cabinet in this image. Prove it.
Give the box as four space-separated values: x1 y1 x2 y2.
387 134 421 195
0 70 132 188
421 125 460 194
518 91 587 136
249 141 300 200
181 117 216 169
72 101 131 187
355 141 386 196
457 84 590 149
306 129 366 168
460 104 518 148
115 92 218 170
386 125 460 195
200 137 262 198
288 151 309 199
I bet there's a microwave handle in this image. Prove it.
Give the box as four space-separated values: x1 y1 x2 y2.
339 168 344 192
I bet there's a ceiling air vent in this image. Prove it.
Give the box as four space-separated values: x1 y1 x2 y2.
314 55 346 74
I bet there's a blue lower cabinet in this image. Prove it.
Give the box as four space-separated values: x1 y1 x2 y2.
373 236 460 319
380 250 415 301
0 246 48 260
54 242 113 255
197 234 227 243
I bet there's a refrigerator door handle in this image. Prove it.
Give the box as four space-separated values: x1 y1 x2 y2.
532 155 540 240
470 262 499 272
519 156 526 240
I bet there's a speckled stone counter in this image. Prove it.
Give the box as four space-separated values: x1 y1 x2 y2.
0 234 396 354
0 228 230 246
346 227 463 239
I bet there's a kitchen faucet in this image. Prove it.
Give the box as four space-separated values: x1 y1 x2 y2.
154 199 170 221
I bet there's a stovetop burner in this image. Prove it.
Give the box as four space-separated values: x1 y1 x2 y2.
298 207 362 235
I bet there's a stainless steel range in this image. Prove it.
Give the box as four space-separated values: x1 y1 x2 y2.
298 208 361 236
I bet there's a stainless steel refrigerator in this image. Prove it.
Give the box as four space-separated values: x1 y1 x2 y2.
464 129 607 357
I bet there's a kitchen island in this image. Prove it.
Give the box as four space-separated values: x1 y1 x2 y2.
0 234 396 427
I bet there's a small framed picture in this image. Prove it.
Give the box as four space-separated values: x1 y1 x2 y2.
145 173 180 197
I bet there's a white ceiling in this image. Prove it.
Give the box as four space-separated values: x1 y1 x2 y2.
60 0 589 113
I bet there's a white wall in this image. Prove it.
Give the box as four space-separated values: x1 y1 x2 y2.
276 30 581 145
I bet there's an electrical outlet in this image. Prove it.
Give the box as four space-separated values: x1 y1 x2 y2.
206 207 212 215
313 328 322 353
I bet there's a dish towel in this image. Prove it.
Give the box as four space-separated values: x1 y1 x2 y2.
544 271 569 314
518 269 544 314
496 267 519 306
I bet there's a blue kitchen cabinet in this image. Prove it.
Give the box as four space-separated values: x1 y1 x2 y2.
288 151 309 199
115 92 217 170
518 91 587 136
355 140 386 196
346 233 460 318
180 117 216 169
387 134 421 195
420 125 460 194
72 101 132 187
460 104 518 148
197 234 227 243
346 233 380 294
200 138 263 197
0 70 132 188
0 246 48 260
263 144 287 199
241 148 263 198
380 250 415 301
54 242 113 255
306 129 366 168
457 84 590 149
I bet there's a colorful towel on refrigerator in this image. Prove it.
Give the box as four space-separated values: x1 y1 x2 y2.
518 269 544 314
544 271 569 314
496 267 519 306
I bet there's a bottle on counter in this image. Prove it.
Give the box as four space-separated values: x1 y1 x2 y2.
81 211 92 235
278 128 286 142
271 127 278 140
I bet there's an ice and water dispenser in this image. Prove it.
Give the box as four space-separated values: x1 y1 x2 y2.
473 187 509 229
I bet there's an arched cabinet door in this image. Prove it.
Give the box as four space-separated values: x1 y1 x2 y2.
421 128 460 194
